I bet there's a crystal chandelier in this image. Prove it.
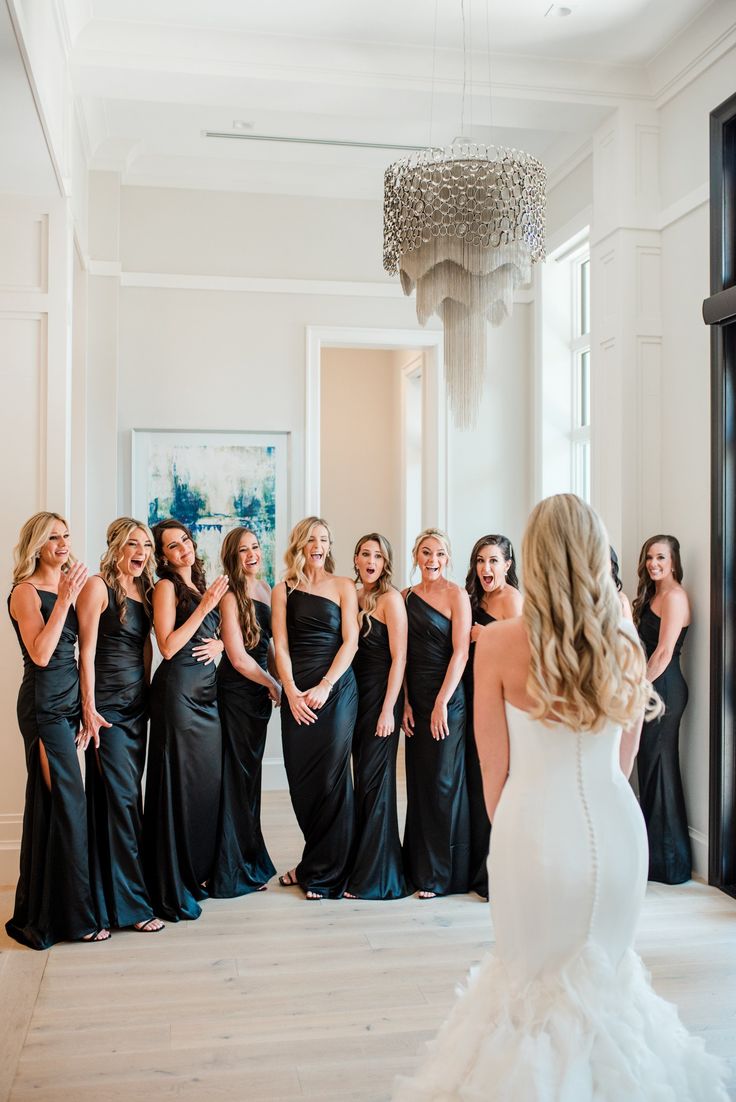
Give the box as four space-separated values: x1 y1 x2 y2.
382 12 547 430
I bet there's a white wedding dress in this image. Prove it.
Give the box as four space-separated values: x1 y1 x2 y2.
394 700 729 1101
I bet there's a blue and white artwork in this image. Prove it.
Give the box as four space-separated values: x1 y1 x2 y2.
132 431 289 585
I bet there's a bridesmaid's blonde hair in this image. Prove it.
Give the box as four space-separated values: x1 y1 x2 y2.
522 494 661 731
99 517 155 622
354 532 395 633
13 512 75 584
283 517 335 591
410 528 452 579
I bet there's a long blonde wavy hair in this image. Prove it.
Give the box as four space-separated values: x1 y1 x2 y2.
221 527 261 650
99 517 155 623
283 516 335 591
354 532 395 634
522 494 661 731
410 527 452 580
12 512 75 584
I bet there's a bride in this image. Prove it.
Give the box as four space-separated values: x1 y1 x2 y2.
394 494 727 1101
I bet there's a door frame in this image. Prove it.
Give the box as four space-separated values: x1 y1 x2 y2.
705 90 736 896
304 326 447 543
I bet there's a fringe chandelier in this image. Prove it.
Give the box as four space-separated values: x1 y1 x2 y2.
382 5 547 430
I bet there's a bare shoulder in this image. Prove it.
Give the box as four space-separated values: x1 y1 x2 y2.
83 574 108 597
153 578 175 601
447 581 471 608
272 580 287 602
9 580 41 618
335 575 358 602
662 585 690 619
378 587 406 617
400 585 411 600
477 616 525 657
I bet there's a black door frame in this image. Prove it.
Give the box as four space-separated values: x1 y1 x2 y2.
704 90 736 897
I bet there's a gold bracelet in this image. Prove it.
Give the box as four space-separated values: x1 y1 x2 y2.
321 676 334 689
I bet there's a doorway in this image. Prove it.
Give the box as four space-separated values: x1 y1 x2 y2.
305 326 446 588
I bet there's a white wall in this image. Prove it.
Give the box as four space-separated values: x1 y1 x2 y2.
320 348 403 577
0 196 77 883
448 306 532 584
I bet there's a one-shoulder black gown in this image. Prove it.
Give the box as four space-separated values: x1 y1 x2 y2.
637 603 691 884
403 591 470 896
7 588 100 949
210 599 276 896
86 586 155 928
143 595 222 920
347 617 407 900
463 606 494 898
281 590 357 897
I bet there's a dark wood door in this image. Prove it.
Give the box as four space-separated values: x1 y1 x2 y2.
704 90 736 897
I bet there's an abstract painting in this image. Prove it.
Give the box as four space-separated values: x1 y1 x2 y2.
132 430 289 585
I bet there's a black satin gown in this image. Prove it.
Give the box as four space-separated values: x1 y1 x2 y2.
7 587 100 949
209 599 276 896
347 617 407 900
86 585 154 928
281 589 357 897
143 594 222 920
463 606 494 898
637 603 691 884
403 591 470 895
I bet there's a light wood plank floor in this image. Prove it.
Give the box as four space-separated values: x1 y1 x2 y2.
1 790 734 1102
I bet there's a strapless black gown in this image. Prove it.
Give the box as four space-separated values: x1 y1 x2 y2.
210 599 276 896
281 590 357 897
347 617 407 900
7 588 100 949
86 586 154 928
403 591 470 896
637 603 691 884
463 606 494 898
143 594 222 920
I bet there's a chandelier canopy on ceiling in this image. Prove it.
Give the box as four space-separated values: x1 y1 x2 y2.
383 141 547 429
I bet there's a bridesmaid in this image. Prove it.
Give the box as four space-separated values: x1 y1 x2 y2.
142 519 229 920
345 533 408 900
77 517 164 933
463 534 523 899
272 516 359 899
402 528 472 898
7 512 108 948
209 527 281 897
610 545 633 621
632 534 692 884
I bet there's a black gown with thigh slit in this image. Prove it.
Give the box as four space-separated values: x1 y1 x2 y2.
403 591 470 896
346 617 407 900
637 603 692 884
209 599 276 896
86 585 154 928
463 606 494 898
6 587 100 949
281 589 357 897
142 594 222 920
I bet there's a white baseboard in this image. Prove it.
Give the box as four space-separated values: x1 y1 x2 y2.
689 826 708 881
262 757 288 791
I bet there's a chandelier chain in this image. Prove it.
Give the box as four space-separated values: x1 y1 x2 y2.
485 0 493 132
429 0 439 148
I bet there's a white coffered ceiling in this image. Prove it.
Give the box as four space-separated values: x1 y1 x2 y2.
55 0 726 198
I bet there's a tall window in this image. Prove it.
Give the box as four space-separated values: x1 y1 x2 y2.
571 253 591 501
538 228 591 503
